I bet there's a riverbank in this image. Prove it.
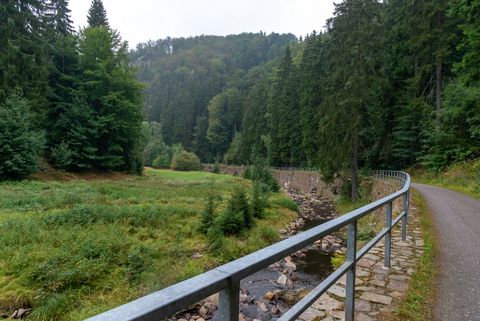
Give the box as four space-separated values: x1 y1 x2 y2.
170 189 342 321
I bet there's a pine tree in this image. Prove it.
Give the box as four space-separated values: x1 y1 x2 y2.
45 0 75 36
251 181 266 219
268 46 303 166
298 32 328 166
319 0 386 201
227 187 253 229
0 0 49 119
200 194 216 234
79 26 143 173
87 0 109 28
0 93 44 179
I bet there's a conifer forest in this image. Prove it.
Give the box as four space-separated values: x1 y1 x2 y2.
1 0 479 198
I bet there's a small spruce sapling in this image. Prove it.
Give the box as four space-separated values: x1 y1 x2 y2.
200 193 216 234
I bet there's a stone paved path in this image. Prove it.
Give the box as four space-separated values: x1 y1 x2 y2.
297 203 423 321
413 183 480 321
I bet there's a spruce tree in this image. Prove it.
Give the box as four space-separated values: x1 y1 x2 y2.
78 26 143 173
0 0 49 119
268 46 303 166
87 0 110 28
319 0 385 201
0 93 44 179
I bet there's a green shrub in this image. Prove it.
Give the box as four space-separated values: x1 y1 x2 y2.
147 142 184 168
243 159 279 192
0 93 44 179
251 181 267 218
216 209 245 235
215 187 252 235
125 246 151 280
200 194 216 234
227 187 252 229
212 161 220 174
50 142 74 170
170 151 201 171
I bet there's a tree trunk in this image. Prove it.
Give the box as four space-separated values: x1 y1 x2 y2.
351 132 358 202
435 10 443 128
435 56 442 127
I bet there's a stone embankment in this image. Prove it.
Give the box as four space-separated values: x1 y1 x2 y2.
296 203 423 321
203 164 340 198
172 175 423 321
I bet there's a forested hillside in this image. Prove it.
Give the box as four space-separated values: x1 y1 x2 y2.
134 0 480 199
1 0 478 200
130 33 296 153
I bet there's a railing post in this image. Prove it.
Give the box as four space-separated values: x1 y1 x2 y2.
384 202 392 268
345 221 357 321
218 279 240 321
402 191 408 241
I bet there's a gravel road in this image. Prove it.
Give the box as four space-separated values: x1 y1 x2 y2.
413 183 480 321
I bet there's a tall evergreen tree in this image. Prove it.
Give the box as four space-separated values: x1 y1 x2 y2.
268 46 303 166
0 0 49 119
87 0 109 28
79 26 143 173
319 0 385 200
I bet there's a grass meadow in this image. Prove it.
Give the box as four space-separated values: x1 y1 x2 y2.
0 168 296 320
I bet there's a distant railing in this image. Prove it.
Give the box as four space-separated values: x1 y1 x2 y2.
86 170 410 321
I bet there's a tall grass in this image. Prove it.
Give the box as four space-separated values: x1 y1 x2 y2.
412 159 480 198
0 168 296 320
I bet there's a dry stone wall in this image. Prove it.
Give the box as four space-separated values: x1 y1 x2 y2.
203 165 340 199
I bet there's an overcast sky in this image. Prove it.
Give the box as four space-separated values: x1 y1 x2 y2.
69 0 338 47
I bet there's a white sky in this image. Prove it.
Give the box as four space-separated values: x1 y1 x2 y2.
69 0 338 48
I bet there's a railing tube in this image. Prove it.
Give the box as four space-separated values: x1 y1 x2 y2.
218 279 240 321
384 202 392 267
402 191 409 241
345 221 357 321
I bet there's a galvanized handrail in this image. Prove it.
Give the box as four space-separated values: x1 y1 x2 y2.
86 170 410 321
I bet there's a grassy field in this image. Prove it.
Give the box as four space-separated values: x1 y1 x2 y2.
0 168 296 320
411 159 480 199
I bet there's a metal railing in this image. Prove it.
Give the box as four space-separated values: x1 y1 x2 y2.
86 170 410 321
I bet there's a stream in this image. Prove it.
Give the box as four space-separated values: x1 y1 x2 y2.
174 190 343 321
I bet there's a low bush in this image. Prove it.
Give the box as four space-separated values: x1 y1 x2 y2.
251 181 267 218
243 159 279 192
170 151 201 171
200 194 216 234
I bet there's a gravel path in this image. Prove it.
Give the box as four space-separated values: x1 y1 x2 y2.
413 183 480 321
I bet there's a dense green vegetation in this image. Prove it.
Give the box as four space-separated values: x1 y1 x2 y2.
0 168 296 320
412 159 480 199
132 0 480 201
0 0 143 178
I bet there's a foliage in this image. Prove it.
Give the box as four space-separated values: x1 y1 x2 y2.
78 25 144 173
412 159 480 199
130 33 296 155
0 168 296 320
0 94 44 179
331 253 346 269
251 181 267 218
212 161 221 174
216 208 246 236
1 0 144 175
243 159 280 192
170 151 201 171
87 0 109 28
200 194 216 234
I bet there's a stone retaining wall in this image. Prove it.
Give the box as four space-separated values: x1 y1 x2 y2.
203 165 340 199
